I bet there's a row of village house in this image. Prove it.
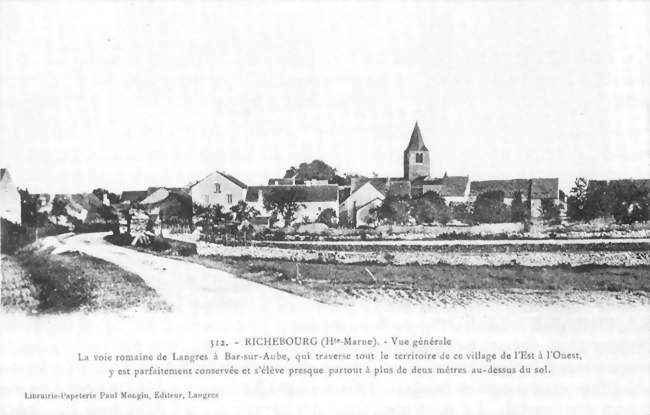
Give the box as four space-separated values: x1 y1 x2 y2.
114 173 563 228
1 122 565 229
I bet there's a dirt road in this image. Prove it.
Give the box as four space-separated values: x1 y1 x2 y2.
58 232 323 314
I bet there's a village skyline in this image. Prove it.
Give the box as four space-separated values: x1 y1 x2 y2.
1 1 648 194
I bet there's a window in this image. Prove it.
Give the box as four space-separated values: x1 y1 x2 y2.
214 183 221 193
227 194 233 204
415 153 424 163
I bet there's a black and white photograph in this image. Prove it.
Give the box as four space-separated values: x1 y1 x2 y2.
1 1 648 413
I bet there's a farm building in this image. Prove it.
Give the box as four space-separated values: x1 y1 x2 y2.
411 174 470 202
468 178 560 218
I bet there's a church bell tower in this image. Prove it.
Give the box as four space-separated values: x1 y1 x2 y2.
403 122 430 181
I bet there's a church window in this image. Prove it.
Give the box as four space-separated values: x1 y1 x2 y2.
214 183 221 193
415 153 423 163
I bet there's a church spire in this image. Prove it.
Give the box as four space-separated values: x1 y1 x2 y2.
403 121 431 181
405 121 428 151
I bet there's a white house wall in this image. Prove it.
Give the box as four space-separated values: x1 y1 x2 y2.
0 171 21 224
191 172 245 209
340 182 385 218
251 199 338 226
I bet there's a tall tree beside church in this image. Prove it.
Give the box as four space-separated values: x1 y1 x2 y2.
283 160 352 185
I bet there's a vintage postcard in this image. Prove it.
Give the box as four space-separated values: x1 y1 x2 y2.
1 1 648 414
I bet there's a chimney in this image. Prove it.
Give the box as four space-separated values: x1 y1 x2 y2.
351 176 360 192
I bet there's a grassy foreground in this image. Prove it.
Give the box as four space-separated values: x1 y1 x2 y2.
1 244 170 314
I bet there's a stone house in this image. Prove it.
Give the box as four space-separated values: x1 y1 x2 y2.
411 174 470 203
468 178 560 218
0 168 21 224
190 171 247 209
246 184 339 226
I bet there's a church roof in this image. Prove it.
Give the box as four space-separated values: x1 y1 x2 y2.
404 122 428 152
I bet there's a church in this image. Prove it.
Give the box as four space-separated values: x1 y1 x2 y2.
339 123 470 226
339 122 560 226
403 122 470 201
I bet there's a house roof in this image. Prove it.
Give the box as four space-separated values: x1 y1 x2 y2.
356 177 411 198
190 171 247 189
469 179 531 197
468 178 560 199
245 185 338 203
121 190 148 203
530 178 559 199
141 188 170 205
404 122 428 152
588 178 650 192
413 175 469 197
268 178 296 185
141 188 192 205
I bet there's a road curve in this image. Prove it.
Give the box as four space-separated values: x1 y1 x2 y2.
58 232 324 314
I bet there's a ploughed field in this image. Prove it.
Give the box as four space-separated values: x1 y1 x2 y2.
187 256 650 307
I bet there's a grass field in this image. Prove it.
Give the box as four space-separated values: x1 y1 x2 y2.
1 244 170 313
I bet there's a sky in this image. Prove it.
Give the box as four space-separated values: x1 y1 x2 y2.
1 0 648 194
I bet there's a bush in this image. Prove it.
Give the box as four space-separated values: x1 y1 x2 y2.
316 208 337 227
411 192 450 224
510 191 530 223
450 203 473 224
472 191 511 223
372 195 411 225
1 218 68 254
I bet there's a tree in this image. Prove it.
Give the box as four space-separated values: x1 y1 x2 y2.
372 195 411 225
567 177 589 221
608 181 649 224
50 197 68 224
510 190 530 223
540 199 561 224
282 159 354 185
263 188 305 226
411 192 450 224
450 202 472 224
19 188 42 226
472 191 510 223
316 208 337 227
193 203 232 230
120 206 134 235
92 188 119 204
229 201 260 223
